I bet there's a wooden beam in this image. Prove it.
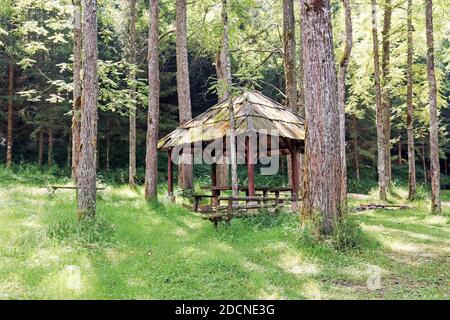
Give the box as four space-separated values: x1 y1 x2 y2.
246 136 255 197
290 145 299 212
168 148 173 198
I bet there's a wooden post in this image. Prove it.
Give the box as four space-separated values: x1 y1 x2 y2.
211 162 218 206
168 148 174 201
246 136 255 197
290 144 299 213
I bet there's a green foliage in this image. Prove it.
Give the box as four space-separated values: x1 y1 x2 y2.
47 213 115 246
330 216 379 252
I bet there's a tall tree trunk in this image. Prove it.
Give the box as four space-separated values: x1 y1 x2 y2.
352 115 360 181
38 129 44 167
283 0 297 113
444 157 448 175
6 62 14 168
128 0 137 187
398 139 402 165
67 132 72 168
422 141 427 184
424 0 441 214
337 0 352 210
144 0 160 201
219 0 238 199
283 0 301 194
72 0 82 181
47 127 53 166
300 0 342 234
77 0 98 219
176 0 193 191
371 0 387 201
106 117 110 172
215 0 233 187
381 0 392 185
406 0 416 200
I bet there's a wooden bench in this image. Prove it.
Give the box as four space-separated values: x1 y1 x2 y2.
199 195 294 228
47 185 106 197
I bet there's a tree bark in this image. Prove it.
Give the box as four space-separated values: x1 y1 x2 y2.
6 62 14 168
128 0 137 187
283 0 297 113
398 139 402 165
67 132 72 168
406 0 416 200
214 0 233 187
422 141 427 184
77 0 98 219
424 0 441 214
38 129 44 167
300 0 342 234
176 0 193 191
47 127 53 166
144 0 160 201
283 0 302 195
106 117 110 172
337 0 352 210
72 0 82 181
352 115 360 181
381 0 392 185
371 0 387 201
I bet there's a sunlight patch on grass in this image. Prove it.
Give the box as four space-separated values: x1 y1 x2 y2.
424 215 448 226
257 285 286 300
104 248 129 265
302 280 322 300
172 227 188 237
278 253 320 276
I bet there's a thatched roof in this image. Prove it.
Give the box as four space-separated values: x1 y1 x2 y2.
157 91 305 151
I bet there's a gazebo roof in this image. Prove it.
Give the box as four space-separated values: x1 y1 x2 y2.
157 91 305 151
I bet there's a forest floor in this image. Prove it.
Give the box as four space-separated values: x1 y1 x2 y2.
0 172 449 299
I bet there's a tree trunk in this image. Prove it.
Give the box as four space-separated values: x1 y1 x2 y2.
144 0 160 201
337 0 352 210
47 127 53 166
72 0 82 182
106 117 110 172
381 0 392 185
444 157 448 175
6 62 14 168
424 0 441 214
128 0 137 187
371 0 387 201
398 139 402 165
77 0 98 220
38 129 44 167
176 0 193 191
67 132 71 168
214 0 233 187
283 0 297 113
229 97 238 201
283 0 302 195
353 115 360 181
422 141 427 184
406 0 416 200
300 0 342 234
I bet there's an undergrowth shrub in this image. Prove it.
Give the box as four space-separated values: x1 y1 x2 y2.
47 213 115 246
299 214 379 252
241 209 295 229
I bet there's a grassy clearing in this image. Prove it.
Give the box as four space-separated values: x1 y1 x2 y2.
0 167 449 299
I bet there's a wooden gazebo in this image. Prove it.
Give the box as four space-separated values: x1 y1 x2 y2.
157 91 305 213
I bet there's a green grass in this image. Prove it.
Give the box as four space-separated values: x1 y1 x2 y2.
0 167 449 299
